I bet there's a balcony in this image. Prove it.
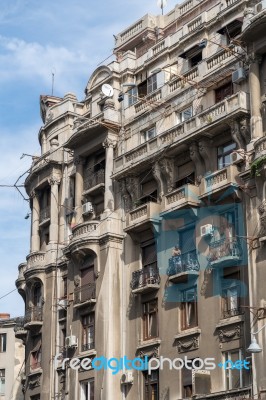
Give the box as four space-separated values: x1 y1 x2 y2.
167 251 200 283
125 202 161 234
39 206 50 225
14 317 27 339
73 283 96 307
208 238 242 267
200 165 239 199
70 221 100 247
114 92 249 178
162 184 200 213
83 169 105 193
130 264 160 294
24 306 43 329
26 252 46 271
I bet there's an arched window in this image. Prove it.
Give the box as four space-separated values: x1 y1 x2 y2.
33 283 42 307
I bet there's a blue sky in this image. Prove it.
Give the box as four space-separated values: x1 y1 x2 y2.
0 0 174 316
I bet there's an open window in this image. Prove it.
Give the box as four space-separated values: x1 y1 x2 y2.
175 161 195 188
217 19 243 43
215 82 233 103
223 349 243 390
179 46 203 71
81 313 95 351
221 269 241 318
143 299 158 340
181 286 198 330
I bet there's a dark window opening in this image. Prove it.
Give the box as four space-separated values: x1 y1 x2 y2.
215 82 233 103
138 80 148 98
190 51 202 67
82 313 95 351
143 370 159 400
0 334 6 353
217 19 243 41
175 172 195 188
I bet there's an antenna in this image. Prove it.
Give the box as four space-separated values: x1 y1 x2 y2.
157 0 167 15
51 68 55 96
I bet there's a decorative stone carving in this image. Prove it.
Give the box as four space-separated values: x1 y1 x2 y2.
48 175 61 186
258 201 266 237
153 161 164 200
159 158 175 193
177 335 199 353
228 120 246 149
198 139 215 174
138 346 160 359
242 7 255 30
189 142 205 182
239 117 251 145
120 179 131 211
74 156 85 166
125 176 140 204
218 324 241 342
103 137 117 148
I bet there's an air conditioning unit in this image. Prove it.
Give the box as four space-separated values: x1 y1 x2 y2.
230 151 244 164
65 335 78 348
192 370 211 395
200 224 214 237
232 68 246 84
82 202 94 215
58 298 68 308
255 0 266 13
121 371 134 385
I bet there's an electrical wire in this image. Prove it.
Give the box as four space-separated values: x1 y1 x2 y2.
0 288 17 300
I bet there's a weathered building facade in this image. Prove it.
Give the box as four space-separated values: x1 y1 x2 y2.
16 0 266 398
0 314 25 400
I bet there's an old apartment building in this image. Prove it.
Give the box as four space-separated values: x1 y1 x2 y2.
0 314 24 400
15 0 266 398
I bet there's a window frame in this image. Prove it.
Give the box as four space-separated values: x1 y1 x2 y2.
147 74 158 94
141 126 156 143
0 369 5 395
143 299 158 341
0 333 6 353
181 286 198 331
143 369 159 400
217 141 236 169
223 349 243 390
81 313 95 352
80 379 95 400
128 86 138 106
176 106 193 125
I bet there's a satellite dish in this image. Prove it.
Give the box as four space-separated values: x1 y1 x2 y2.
157 0 167 13
101 84 114 97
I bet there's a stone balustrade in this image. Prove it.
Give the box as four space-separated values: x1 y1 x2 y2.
134 89 162 114
125 202 161 232
26 252 46 270
163 184 200 212
71 221 100 240
114 92 249 175
254 136 266 159
201 165 239 197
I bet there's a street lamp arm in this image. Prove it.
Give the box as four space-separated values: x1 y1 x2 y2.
252 322 266 336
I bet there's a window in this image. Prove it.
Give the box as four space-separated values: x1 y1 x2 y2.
217 19 243 42
141 127 156 143
128 86 138 106
181 287 198 330
182 359 200 398
189 51 202 67
30 338 42 370
215 82 233 103
179 46 203 70
62 276 67 299
147 74 158 94
143 300 158 340
0 370 5 395
82 313 95 351
217 141 236 169
80 379 94 400
0 334 6 352
221 270 241 318
80 264 95 302
143 370 159 400
176 107 193 124
223 349 243 390
142 241 157 270
33 283 42 307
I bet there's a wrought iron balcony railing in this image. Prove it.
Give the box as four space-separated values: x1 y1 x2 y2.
130 263 160 290
25 306 43 323
74 283 96 304
83 169 105 191
222 308 243 319
40 206 50 223
208 238 242 263
167 250 200 276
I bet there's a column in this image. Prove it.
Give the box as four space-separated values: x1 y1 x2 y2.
48 175 61 243
31 190 40 252
103 137 117 212
249 55 263 140
74 156 84 224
